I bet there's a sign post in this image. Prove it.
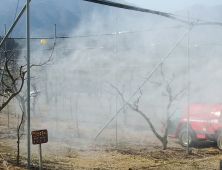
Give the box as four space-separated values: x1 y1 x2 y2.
39 144 42 170
31 129 48 170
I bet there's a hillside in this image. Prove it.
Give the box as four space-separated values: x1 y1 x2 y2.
1 1 221 37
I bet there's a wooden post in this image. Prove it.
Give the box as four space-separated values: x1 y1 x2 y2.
39 144 42 170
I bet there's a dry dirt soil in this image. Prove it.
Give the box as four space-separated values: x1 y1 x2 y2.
1 109 222 170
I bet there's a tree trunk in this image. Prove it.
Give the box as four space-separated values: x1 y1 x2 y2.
17 127 20 165
161 137 168 150
17 107 24 165
128 105 169 150
20 101 26 132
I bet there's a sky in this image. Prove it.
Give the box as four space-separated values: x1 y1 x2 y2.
125 0 222 13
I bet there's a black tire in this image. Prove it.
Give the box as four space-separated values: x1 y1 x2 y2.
217 133 222 151
179 129 195 147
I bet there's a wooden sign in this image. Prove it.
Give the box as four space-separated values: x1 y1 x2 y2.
31 129 48 145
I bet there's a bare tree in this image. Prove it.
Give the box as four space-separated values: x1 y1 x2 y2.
0 51 25 111
0 40 55 112
104 64 186 149
0 42 55 133
16 104 25 165
158 64 186 149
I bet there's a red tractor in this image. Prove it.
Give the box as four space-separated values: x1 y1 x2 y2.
161 103 222 150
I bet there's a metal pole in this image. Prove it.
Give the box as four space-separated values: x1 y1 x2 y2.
5 25 9 129
187 12 190 154
42 44 49 104
4 24 6 51
39 144 42 170
0 0 32 49
94 31 188 140
115 17 118 144
26 0 31 168
0 25 7 87
54 24 58 131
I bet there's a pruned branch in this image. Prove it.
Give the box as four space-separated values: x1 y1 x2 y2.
135 71 162 87
105 80 164 142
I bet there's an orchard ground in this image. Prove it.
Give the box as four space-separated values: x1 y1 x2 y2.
0 104 222 170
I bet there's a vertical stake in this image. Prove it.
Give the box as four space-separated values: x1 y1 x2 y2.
42 44 49 104
54 24 58 132
187 12 190 154
26 0 31 168
4 24 6 51
5 24 9 129
115 17 118 144
0 24 7 91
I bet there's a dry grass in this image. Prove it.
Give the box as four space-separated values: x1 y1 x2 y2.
0 107 222 170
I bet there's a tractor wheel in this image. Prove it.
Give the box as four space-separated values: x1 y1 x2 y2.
217 133 222 151
179 129 195 147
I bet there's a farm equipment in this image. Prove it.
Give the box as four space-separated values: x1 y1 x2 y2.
161 104 222 150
